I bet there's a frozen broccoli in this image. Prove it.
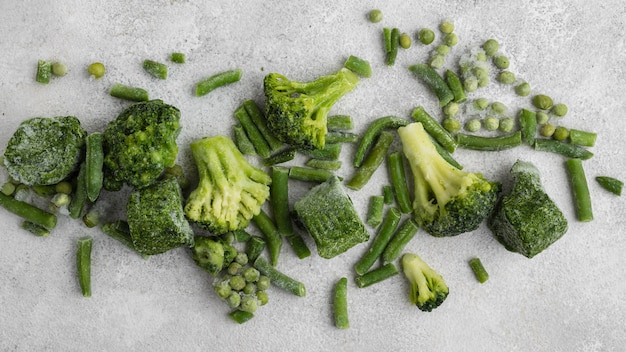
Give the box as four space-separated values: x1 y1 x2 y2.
190 235 237 275
401 252 449 312
3 116 87 185
263 67 359 150
126 177 194 256
293 175 369 259
103 100 181 191
488 160 568 258
398 122 500 237
184 135 271 235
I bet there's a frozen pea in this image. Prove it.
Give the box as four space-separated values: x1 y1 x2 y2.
497 71 515 84
463 76 478 92
436 45 450 55
368 9 383 23
474 98 489 110
439 19 455 34
443 33 459 47
465 118 482 132
536 111 550 124
482 39 499 56
417 28 435 45
429 55 445 69
515 82 531 96
490 101 507 115
443 102 460 116
532 94 554 110
540 123 556 137
399 33 412 49
484 116 500 131
553 126 569 141
493 55 510 69
442 117 461 133
551 103 568 117
499 117 515 132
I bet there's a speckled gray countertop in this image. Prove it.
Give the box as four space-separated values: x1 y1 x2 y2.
1 1 625 351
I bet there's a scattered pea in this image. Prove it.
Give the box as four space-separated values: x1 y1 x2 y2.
229 275 246 291
435 45 450 56
497 71 516 84
552 103 568 117
429 55 445 69
482 39 499 56
240 295 258 313
443 33 459 47
536 111 550 124
484 116 500 131
228 262 243 276
214 280 232 299
493 55 510 69
257 291 269 305
442 117 461 133
51 62 68 77
515 81 531 96
472 66 489 79
490 101 507 115
55 181 73 194
256 275 270 291
463 76 478 92
87 62 106 79
368 9 383 23
242 282 257 295
443 102 460 116
465 118 482 132
475 51 487 61
439 19 455 34
1 182 16 196
553 126 569 141
243 267 260 283
499 117 515 133
532 94 554 110
477 76 490 87
539 123 556 137
417 28 435 45
226 292 241 308
474 98 489 110
399 33 412 49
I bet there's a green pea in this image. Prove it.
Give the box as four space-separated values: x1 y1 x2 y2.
55 181 73 194
515 82 531 96
368 9 383 23
493 55 510 69
240 295 258 313
465 118 482 132
476 51 487 61
227 262 242 276
243 282 257 295
435 45 450 55
490 101 507 115
482 39 499 56
242 267 260 282
539 123 556 137
399 33 412 49
477 76 490 87
229 275 246 291
484 116 500 131
499 117 515 133
472 66 489 79
463 76 478 92
474 98 489 110
256 291 269 306
256 276 270 291
536 111 550 124
442 117 461 133
439 20 455 34
497 71 515 84
429 55 445 69
532 94 554 110
552 103 568 117
553 126 569 141
443 102 459 116
87 62 105 79
51 62 67 77
214 280 232 299
417 28 435 45
443 33 459 47
226 292 241 308
1 182 16 196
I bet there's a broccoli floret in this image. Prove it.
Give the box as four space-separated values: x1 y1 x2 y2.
103 99 181 191
401 252 449 312
190 236 237 275
488 160 568 258
184 135 271 235
263 67 359 150
293 175 369 259
3 116 87 185
126 177 194 256
398 122 500 237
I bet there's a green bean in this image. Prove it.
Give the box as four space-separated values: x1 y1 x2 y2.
565 158 593 222
288 166 336 183
595 176 623 196
386 28 400 66
69 163 89 219
21 220 50 237
327 115 353 131
569 129 597 147
383 28 392 53
32 185 56 198
253 257 306 297
170 52 186 64
381 218 419 265
409 64 455 107
346 131 394 190
354 116 408 167
195 68 242 97
270 166 293 236
444 69 467 103
142 59 168 80
36 60 52 84
411 106 457 153
229 310 254 324
519 108 537 145
344 55 372 78
263 147 296 166
252 210 282 266
383 185 394 205
109 83 149 102
469 257 489 283
534 139 593 160
387 152 412 214
76 236 93 297
325 131 359 144
0 189 57 230
355 263 399 288
354 207 402 275
243 99 283 151
456 131 522 151
85 132 104 202
233 124 257 155
298 143 342 161
285 233 311 259
366 195 385 228
333 277 349 329
305 159 342 171
234 105 271 158
246 236 266 262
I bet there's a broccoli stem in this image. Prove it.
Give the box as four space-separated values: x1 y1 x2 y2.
195 68 242 97
253 257 306 297
85 132 104 202
346 131 394 190
234 105 271 158
354 207 402 276
408 63 455 107
366 195 385 228
411 106 457 153
468 257 489 283
288 166 337 183
233 124 257 155
109 83 149 102
456 131 522 151
565 158 593 222
387 152 412 214
0 192 57 230
333 277 350 329
534 138 594 160
245 236 266 262
304 158 342 171
381 218 419 265
326 115 354 131
252 210 282 266
229 310 254 324
353 116 408 168
355 263 399 288
243 99 284 151
519 108 537 145
76 236 93 297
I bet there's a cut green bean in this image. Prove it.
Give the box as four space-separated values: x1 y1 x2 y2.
305 159 342 171
288 166 336 183
565 158 593 222
333 277 349 329
229 310 254 324
234 105 271 158
387 152 412 213
327 115 353 131
101 220 147 258
383 185 394 205
195 68 242 97
253 256 306 297
243 99 283 151
270 166 293 236
569 129 597 147
411 106 457 153
469 257 489 283
246 236 266 262
344 55 372 78
456 131 522 151
85 132 104 202
444 69 467 103
354 116 408 167
534 139 593 160
432 138 463 170
233 124 257 155
325 131 359 144
142 59 168 80
21 220 50 237
285 233 311 259
77 236 93 297
383 28 392 53
170 52 186 64
595 176 623 196
386 28 400 66
109 83 149 102
68 163 89 219
355 263 399 288
233 229 252 242
263 147 296 166
381 218 419 265
0 191 57 230
298 143 342 161
36 60 52 84
354 207 402 275
346 131 394 190
408 63 455 107
32 185 56 197
366 195 385 228
519 108 537 146
252 210 282 266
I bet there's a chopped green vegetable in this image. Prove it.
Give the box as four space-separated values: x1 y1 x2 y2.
21 220 50 237
381 218 419 265
344 55 372 78
355 263 398 288
170 52 186 64
345 131 394 190
595 176 623 196
565 158 593 222
333 277 349 329
366 195 385 228
534 138 593 160
143 59 168 79
251 210 282 266
253 257 306 297
354 207 401 275
353 116 408 168
85 132 104 202
456 131 522 151
569 129 597 147
109 83 149 102
408 63 455 107
191 235 235 275
195 68 242 97
36 60 52 84
468 257 489 283
76 236 93 297
401 252 448 312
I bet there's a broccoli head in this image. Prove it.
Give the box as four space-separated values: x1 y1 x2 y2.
293 175 369 259
263 67 359 150
184 135 271 235
190 235 237 275
103 99 181 191
126 177 194 256
401 253 449 312
3 116 87 185
398 122 500 237
488 160 568 258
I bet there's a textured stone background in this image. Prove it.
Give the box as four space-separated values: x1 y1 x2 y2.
1 1 625 351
